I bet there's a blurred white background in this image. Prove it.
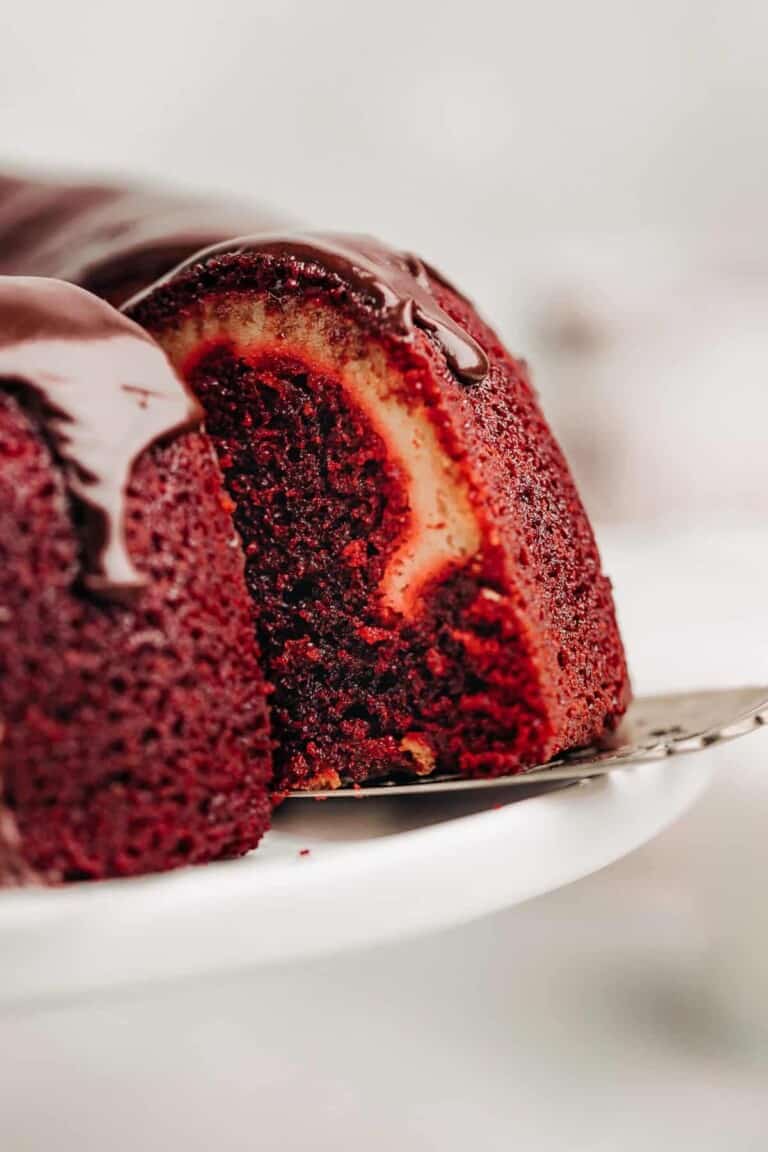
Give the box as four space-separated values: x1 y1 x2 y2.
1 1 767 1148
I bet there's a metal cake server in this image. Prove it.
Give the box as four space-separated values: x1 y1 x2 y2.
285 685 768 798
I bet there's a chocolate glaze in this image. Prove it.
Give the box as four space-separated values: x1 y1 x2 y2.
137 233 491 385
0 277 201 598
0 175 283 306
0 176 488 382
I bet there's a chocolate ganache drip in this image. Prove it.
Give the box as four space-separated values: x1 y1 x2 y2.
0 277 200 598
138 233 490 385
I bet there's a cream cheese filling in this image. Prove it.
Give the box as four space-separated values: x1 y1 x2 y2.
159 297 481 618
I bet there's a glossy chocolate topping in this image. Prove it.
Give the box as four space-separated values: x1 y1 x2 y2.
142 233 490 384
0 175 283 306
0 802 39 887
0 277 201 597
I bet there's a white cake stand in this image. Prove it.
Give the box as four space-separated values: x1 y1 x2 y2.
0 752 713 1006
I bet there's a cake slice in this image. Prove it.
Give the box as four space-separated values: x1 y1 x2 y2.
129 235 630 789
0 277 271 882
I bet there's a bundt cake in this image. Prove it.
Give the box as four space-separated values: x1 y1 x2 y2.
0 276 271 883
0 174 629 802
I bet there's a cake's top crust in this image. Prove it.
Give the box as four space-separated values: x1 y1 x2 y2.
0 276 201 598
129 233 490 385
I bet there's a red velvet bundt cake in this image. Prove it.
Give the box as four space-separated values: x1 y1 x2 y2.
0 174 630 799
128 235 630 789
0 276 271 883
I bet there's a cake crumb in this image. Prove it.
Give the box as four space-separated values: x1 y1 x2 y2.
400 733 436 775
307 768 342 791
